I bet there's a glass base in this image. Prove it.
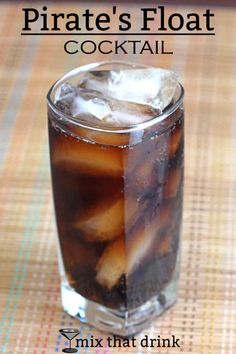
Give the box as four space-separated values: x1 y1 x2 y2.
61 278 178 337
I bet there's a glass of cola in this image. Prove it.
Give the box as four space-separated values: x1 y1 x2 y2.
47 61 184 336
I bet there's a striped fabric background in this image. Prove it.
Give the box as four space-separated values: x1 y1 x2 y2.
0 2 236 353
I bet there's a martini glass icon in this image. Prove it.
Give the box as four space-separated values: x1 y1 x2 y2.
59 328 80 353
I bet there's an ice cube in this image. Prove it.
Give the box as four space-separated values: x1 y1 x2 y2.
95 237 125 290
81 68 178 112
127 206 171 273
74 198 124 242
55 83 77 114
108 68 178 111
95 205 172 290
71 89 112 120
71 88 158 127
80 71 110 95
107 99 158 127
57 82 76 98
52 134 123 176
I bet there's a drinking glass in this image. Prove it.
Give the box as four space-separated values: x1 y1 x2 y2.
47 61 184 336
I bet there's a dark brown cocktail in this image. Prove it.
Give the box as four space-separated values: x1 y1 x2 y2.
47 62 184 336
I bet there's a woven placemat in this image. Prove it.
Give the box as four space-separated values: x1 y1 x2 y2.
0 3 236 353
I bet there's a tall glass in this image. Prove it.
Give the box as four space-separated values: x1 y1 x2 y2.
47 61 184 336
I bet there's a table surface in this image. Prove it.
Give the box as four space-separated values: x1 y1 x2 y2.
0 3 236 354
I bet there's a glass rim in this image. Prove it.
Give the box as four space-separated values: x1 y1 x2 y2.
47 60 184 134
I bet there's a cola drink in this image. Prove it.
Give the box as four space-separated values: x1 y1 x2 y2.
47 62 184 336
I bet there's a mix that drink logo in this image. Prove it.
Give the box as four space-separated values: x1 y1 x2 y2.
59 329 80 353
